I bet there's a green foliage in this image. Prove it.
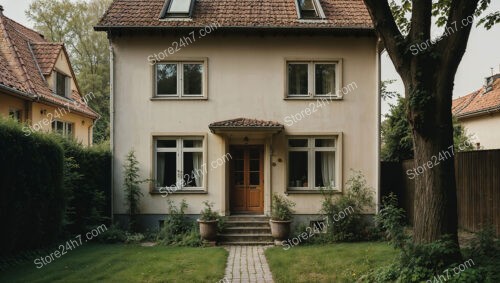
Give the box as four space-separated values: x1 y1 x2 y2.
366 194 499 282
98 225 127 244
320 171 375 242
156 200 202 247
0 119 65 256
199 201 220 221
271 194 296 221
27 0 113 143
123 150 144 232
382 95 475 161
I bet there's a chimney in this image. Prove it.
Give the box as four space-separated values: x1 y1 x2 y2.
0 5 4 14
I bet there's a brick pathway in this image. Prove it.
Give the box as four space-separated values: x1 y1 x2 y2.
222 246 274 283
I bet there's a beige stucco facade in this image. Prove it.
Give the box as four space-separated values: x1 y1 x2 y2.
111 34 380 220
458 113 500 149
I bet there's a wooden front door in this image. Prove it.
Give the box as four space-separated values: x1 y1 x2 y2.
230 146 264 214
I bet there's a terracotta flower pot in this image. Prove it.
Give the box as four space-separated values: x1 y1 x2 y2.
269 219 292 241
197 219 219 241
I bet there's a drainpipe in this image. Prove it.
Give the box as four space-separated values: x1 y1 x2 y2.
109 41 115 224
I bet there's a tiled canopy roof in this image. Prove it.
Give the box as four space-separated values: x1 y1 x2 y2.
209 118 284 132
0 13 98 119
96 0 373 31
452 77 500 119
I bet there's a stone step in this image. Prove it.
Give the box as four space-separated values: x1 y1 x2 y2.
222 227 271 234
218 233 274 242
224 220 270 228
225 215 270 222
219 241 274 246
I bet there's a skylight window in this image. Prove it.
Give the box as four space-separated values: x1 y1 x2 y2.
297 0 325 20
161 0 195 18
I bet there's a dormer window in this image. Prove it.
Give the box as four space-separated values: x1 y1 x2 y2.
297 0 325 20
54 71 71 98
161 0 195 18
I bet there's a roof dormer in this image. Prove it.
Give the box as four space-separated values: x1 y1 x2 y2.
161 0 196 19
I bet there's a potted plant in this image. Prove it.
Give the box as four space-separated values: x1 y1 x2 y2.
270 194 296 244
197 201 220 242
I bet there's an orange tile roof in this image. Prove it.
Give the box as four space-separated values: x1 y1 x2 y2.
0 12 98 119
96 0 373 31
452 76 500 119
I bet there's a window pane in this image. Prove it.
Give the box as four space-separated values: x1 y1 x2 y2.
315 138 335 147
315 151 335 188
289 139 308 147
250 160 259 172
56 72 66 97
299 0 319 19
183 64 203 95
169 0 191 13
157 64 177 95
67 124 73 136
250 172 260 186
289 151 308 187
157 140 176 148
56 121 64 132
315 64 336 95
183 139 202 148
157 152 177 187
288 64 308 95
183 152 203 187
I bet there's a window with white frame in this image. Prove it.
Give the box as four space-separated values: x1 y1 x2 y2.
155 62 205 97
287 61 340 97
287 137 339 190
296 0 325 19
155 137 205 191
52 120 73 138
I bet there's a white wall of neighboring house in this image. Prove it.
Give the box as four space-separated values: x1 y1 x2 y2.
459 113 500 149
111 34 379 218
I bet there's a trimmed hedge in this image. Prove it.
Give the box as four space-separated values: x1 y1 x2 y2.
0 119 111 256
0 119 64 256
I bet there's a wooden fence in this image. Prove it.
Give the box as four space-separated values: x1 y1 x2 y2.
381 149 500 236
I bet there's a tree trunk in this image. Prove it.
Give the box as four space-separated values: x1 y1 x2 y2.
406 64 462 261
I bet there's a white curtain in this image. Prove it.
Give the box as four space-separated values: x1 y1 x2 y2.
157 153 165 187
192 140 203 187
320 139 335 188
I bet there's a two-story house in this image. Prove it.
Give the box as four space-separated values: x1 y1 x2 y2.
96 0 380 232
0 6 98 145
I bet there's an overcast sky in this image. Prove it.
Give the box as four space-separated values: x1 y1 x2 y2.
1 0 499 115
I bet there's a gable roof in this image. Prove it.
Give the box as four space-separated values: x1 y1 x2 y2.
0 12 98 119
452 76 500 119
95 0 373 32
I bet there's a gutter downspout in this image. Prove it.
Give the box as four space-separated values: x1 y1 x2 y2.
109 41 115 224
376 39 383 214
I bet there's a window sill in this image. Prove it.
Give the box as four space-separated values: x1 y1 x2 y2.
151 97 208 101
150 189 207 195
285 189 341 194
284 96 343 101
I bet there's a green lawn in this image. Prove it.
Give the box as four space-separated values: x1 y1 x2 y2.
265 242 398 283
0 244 228 283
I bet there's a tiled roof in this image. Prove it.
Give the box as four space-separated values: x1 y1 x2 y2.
96 0 373 30
0 13 98 119
452 76 500 118
210 118 284 128
31 43 63 75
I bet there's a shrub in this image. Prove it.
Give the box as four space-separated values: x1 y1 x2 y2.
0 119 65 256
98 225 127 244
320 171 374 242
157 200 202 247
271 194 296 221
199 201 219 221
123 150 144 232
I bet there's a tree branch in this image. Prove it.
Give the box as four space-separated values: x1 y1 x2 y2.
437 0 480 77
409 0 432 42
363 0 408 74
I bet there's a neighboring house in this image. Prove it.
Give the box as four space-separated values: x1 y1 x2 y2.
0 6 98 145
453 73 500 149
96 0 380 230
